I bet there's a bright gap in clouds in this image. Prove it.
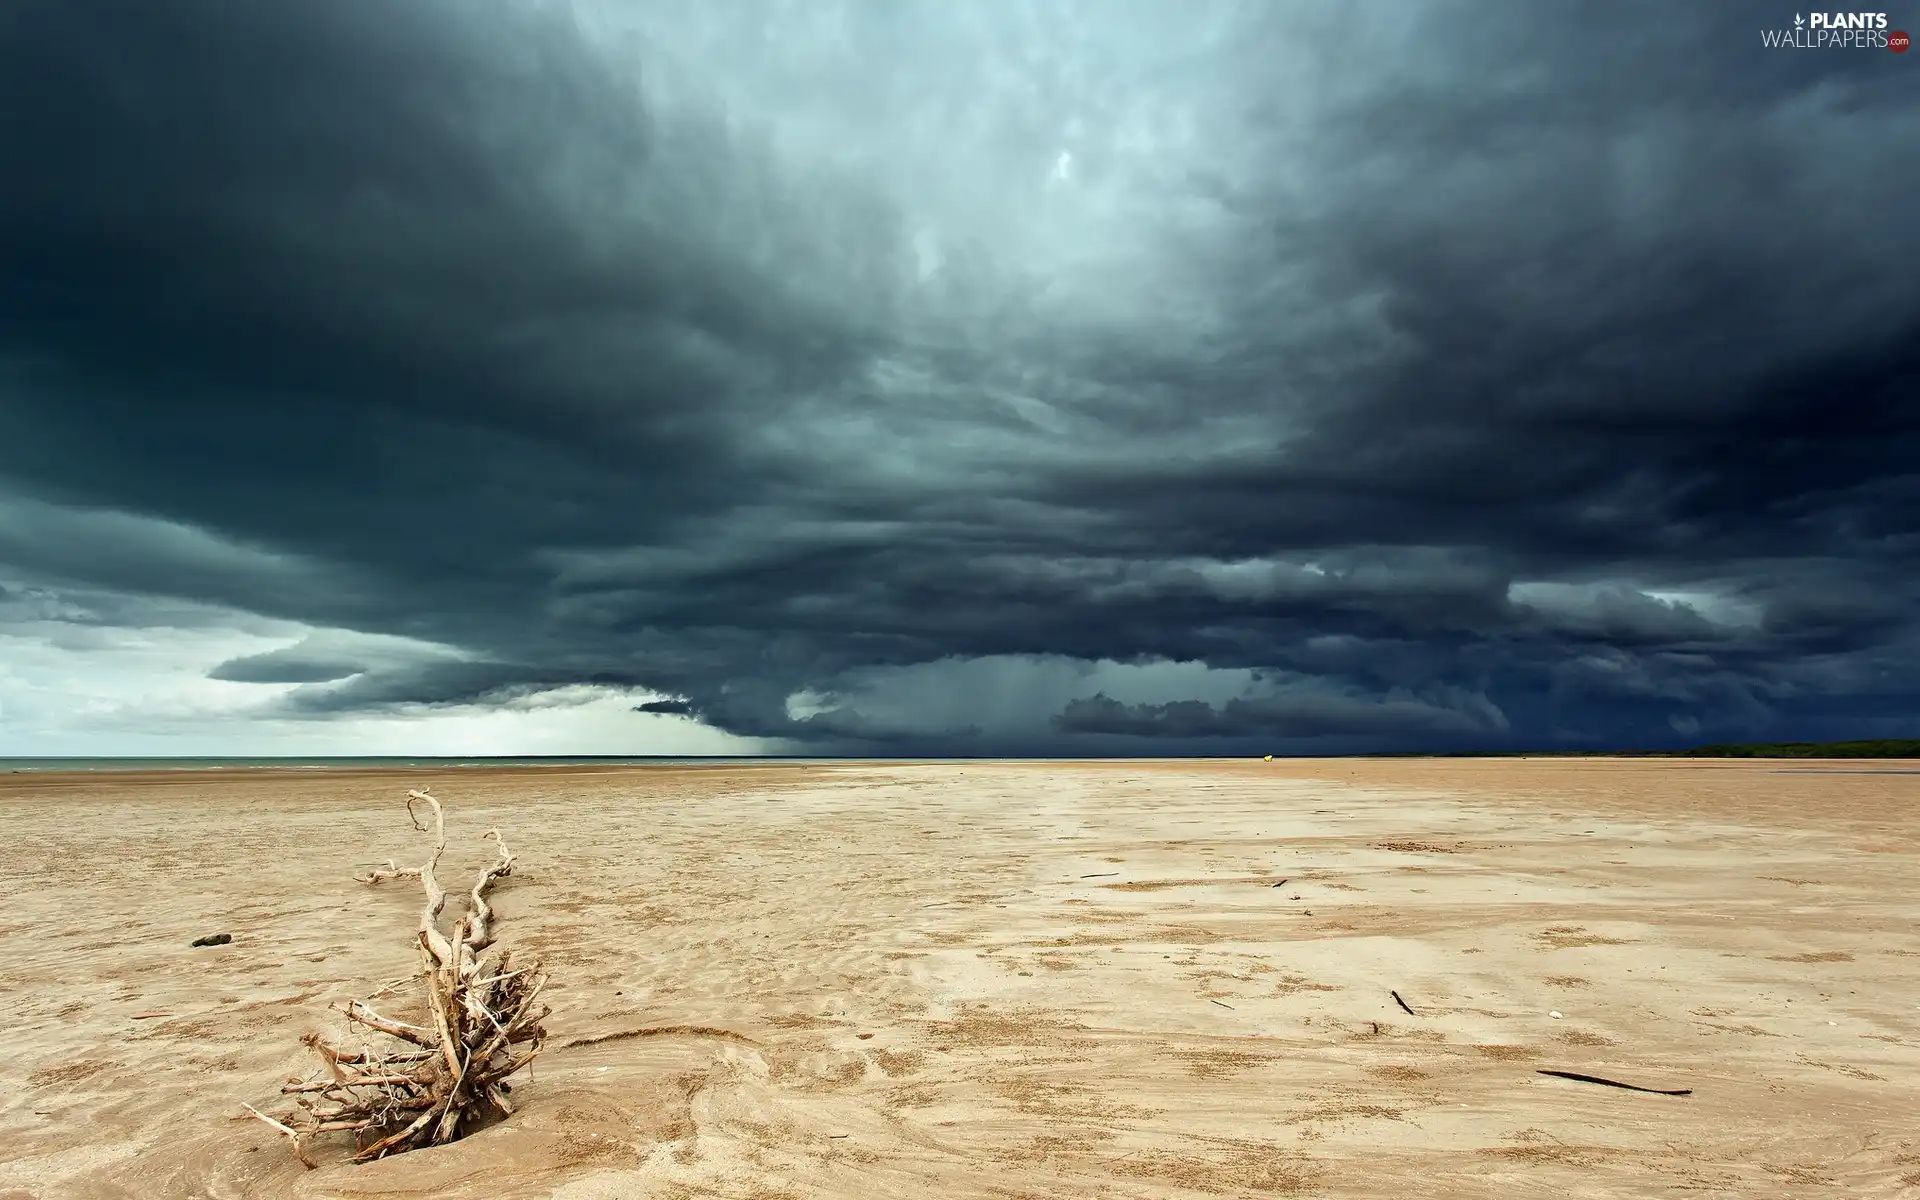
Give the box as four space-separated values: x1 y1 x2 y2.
0 585 770 757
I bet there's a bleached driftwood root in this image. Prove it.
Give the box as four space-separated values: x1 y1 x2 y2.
253 789 549 1164
353 858 421 885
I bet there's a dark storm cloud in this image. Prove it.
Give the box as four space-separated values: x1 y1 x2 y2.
271 660 646 716
208 650 365 686
1 0 1916 753
1056 687 1508 740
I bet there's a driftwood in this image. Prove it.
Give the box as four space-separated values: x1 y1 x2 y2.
247 789 550 1165
354 859 422 885
1536 1069 1692 1096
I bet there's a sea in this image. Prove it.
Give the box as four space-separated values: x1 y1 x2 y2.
0 756 803 773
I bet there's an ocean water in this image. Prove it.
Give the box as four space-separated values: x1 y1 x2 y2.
0 755 798 773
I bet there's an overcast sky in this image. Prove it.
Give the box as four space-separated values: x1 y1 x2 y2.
1 1 1915 757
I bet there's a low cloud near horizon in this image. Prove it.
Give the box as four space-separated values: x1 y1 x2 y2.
2 1 1915 757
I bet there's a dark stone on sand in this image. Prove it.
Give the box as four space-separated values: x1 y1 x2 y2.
190 933 233 948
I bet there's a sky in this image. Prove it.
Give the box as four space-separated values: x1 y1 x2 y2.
1 1 1915 757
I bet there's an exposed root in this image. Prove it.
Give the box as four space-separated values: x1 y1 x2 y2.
354 859 422 885
249 790 550 1163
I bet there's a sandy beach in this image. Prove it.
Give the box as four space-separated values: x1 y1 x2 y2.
0 758 1915 1198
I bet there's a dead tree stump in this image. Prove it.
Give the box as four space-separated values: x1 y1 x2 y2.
246 789 550 1165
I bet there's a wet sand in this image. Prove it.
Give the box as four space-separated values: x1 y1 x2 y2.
0 758 1915 1198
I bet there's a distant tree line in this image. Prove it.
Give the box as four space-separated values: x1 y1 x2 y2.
1667 739 1920 758
1364 738 1920 759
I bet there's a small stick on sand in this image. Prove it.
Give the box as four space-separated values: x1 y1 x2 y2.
354 859 423 885
1210 999 1236 1010
1391 990 1417 1016
241 1103 316 1169
1537 1069 1692 1096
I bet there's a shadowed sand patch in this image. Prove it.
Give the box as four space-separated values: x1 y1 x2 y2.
1367 1064 1430 1082
1110 1140 1319 1195
1536 925 1635 949
1474 1044 1542 1062
1555 1029 1616 1047
1172 1048 1277 1078
1479 1140 1616 1167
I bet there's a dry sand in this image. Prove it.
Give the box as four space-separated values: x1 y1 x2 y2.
0 758 1915 1198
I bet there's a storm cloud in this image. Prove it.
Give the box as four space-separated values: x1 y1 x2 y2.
1 0 1915 755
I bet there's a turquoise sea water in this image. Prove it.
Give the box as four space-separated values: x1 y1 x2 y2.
0 755 800 773
6 757 1910 774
